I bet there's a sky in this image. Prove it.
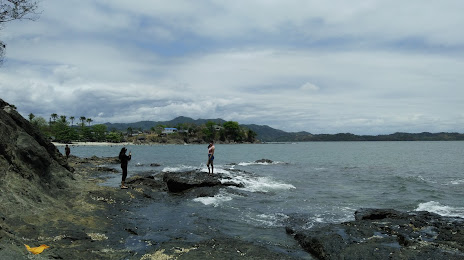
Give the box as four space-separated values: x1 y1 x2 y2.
1 0 463 134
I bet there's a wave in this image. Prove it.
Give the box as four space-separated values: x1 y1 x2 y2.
192 191 233 207
243 213 290 228
222 173 296 193
416 201 464 218
446 179 464 185
237 161 286 166
162 165 296 194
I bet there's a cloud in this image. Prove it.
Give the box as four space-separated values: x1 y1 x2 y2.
0 0 463 134
300 82 320 91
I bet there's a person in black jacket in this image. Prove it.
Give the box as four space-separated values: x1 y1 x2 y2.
119 147 131 189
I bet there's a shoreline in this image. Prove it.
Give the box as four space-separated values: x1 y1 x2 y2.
53 141 134 146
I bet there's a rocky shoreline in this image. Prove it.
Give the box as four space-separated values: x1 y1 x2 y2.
2 98 464 259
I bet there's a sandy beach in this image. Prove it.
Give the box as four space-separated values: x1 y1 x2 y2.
53 141 133 147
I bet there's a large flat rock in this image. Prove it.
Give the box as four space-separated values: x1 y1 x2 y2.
163 170 243 192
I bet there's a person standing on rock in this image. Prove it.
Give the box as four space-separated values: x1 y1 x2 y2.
207 141 215 175
65 144 71 159
119 147 131 189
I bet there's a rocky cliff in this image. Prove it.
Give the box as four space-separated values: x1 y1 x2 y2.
0 98 79 258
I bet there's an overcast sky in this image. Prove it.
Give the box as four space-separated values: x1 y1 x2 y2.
1 0 463 134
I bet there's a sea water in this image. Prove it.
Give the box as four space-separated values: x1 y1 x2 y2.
59 141 464 258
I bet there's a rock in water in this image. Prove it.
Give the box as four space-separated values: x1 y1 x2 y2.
163 170 242 192
286 208 464 260
255 159 273 163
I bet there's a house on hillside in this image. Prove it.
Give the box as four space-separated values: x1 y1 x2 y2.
162 128 178 134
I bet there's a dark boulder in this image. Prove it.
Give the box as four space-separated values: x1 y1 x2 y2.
287 208 464 260
255 159 273 163
163 170 243 192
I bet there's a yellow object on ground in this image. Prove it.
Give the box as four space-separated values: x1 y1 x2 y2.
24 244 50 255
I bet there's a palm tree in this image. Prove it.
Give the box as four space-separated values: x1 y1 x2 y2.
70 116 75 126
28 113 35 122
79 116 86 126
51 113 58 122
60 115 67 123
86 118 93 126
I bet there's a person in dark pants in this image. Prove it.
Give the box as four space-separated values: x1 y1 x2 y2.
65 144 71 159
119 147 131 189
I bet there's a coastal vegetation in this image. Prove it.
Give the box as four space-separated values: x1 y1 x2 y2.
28 113 258 144
27 113 464 143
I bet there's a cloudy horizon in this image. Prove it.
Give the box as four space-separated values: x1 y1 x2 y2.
1 0 463 134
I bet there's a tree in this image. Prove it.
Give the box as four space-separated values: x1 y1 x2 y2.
86 118 93 126
59 115 67 123
69 116 75 126
92 124 107 142
50 113 58 122
28 113 35 121
51 119 72 143
246 129 257 142
0 1 40 65
223 121 241 142
106 131 122 143
79 116 86 126
202 121 217 141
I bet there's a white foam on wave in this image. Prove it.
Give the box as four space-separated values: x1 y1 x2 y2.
193 192 233 207
223 174 295 193
448 179 464 185
238 161 284 166
244 213 290 227
416 201 464 218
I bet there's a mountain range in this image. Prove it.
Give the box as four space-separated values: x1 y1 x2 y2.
104 116 464 142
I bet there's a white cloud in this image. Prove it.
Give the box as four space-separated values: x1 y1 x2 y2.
0 0 463 134
300 82 320 91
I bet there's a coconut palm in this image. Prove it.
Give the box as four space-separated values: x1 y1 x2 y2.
51 113 58 122
28 113 35 122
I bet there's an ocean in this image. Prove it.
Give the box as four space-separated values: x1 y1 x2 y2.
59 141 464 259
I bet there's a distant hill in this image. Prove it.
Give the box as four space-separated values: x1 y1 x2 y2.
104 117 288 141
104 117 464 142
104 116 226 132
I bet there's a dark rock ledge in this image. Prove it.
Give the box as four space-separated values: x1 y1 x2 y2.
163 170 244 192
286 208 464 260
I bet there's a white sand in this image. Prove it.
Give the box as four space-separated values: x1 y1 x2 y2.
53 142 133 147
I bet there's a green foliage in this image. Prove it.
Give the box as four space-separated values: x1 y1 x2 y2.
31 113 262 144
92 124 107 142
106 131 122 143
223 121 242 142
246 129 257 142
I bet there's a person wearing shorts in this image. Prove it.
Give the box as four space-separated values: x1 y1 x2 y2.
207 141 215 174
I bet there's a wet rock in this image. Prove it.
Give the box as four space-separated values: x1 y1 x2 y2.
286 208 464 260
127 175 166 191
150 163 161 167
72 155 119 165
163 170 243 193
255 159 273 163
95 166 119 173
